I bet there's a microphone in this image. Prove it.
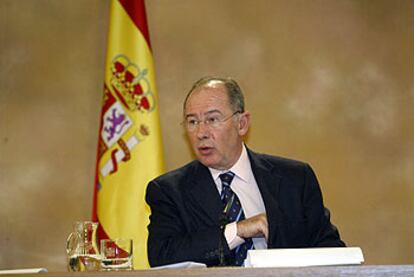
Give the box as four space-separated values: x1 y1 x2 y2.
218 195 233 266
218 211 227 266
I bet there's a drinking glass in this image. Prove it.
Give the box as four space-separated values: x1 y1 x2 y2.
100 239 133 271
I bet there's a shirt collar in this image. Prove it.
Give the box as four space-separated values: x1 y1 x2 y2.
209 144 251 184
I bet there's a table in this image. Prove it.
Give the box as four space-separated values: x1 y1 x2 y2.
2 265 414 277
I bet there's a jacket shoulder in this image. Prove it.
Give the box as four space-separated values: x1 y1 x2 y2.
251 150 310 172
150 160 200 188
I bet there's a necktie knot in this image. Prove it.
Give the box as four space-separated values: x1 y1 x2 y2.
219 171 235 188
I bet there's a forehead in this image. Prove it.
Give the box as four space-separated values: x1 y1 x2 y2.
185 83 231 114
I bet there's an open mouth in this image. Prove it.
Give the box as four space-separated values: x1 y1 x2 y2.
198 146 213 155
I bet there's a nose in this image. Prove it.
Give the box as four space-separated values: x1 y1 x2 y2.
195 121 210 139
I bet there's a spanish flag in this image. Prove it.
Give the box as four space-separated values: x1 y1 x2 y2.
92 0 164 269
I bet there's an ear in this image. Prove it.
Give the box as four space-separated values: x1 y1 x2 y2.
238 111 250 136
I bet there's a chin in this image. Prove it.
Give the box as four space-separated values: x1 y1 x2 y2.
198 157 219 169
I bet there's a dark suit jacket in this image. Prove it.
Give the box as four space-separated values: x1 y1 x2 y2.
146 149 345 267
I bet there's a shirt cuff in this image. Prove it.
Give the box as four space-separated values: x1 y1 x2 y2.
224 221 246 250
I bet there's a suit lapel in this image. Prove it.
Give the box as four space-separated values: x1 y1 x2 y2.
182 150 287 232
248 149 285 245
185 162 223 225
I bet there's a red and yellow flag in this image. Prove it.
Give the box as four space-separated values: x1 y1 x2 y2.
92 0 164 269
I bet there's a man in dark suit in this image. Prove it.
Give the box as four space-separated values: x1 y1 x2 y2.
146 76 345 267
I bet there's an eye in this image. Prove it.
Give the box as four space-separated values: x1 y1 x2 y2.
186 118 198 127
206 116 220 125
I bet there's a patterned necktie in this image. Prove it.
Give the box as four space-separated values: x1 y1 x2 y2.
219 171 254 266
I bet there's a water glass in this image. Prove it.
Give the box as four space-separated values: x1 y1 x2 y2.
100 239 133 271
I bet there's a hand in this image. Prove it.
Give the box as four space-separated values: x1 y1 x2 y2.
236 213 268 241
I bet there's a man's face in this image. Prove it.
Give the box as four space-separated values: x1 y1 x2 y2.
184 83 250 170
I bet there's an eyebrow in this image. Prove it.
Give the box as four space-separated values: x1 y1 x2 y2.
185 109 223 118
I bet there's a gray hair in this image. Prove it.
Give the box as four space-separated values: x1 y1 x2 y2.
183 76 245 114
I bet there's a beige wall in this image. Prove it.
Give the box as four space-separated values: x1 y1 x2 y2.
1 0 413 271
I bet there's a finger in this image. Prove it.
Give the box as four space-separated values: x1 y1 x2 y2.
263 226 269 241
262 215 269 241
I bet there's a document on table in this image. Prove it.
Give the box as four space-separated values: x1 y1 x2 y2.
244 247 364 268
151 261 207 269
0 268 48 275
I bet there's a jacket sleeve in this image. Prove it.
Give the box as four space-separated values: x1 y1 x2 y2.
303 164 346 247
145 180 231 267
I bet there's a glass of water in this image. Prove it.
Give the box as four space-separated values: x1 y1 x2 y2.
100 239 133 271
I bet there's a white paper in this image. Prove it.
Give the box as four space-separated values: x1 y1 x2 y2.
244 247 364 268
150 261 206 270
0 268 48 275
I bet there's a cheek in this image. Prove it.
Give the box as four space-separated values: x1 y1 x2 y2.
213 131 232 149
186 133 197 146
220 128 237 141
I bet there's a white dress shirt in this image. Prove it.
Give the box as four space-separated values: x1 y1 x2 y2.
209 145 267 250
